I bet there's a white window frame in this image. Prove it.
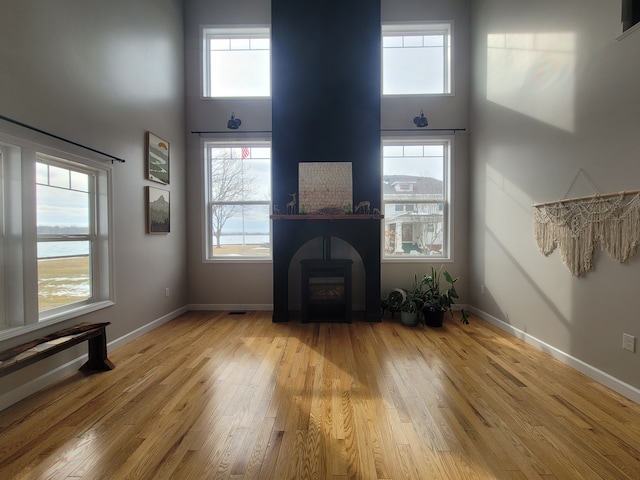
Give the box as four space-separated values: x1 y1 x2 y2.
381 137 453 262
203 139 272 263
0 133 114 342
382 22 453 96
202 26 271 98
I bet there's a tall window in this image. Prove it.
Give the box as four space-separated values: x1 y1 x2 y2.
0 136 112 339
205 141 271 259
382 139 451 260
36 157 93 313
203 27 271 98
382 23 452 95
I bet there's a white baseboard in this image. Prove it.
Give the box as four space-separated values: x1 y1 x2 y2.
468 306 640 404
0 306 188 412
188 304 273 311
108 306 189 351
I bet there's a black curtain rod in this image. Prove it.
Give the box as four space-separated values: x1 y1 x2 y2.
381 128 466 133
0 114 126 163
191 130 273 135
192 128 466 135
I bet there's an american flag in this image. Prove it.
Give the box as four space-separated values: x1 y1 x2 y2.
241 147 250 159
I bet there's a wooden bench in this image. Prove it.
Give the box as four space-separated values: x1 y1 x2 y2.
0 322 114 378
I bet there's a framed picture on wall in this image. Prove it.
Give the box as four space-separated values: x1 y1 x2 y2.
146 186 170 234
146 131 170 184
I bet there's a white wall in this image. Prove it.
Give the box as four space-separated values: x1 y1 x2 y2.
184 0 472 309
0 0 187 407
469 0 640 392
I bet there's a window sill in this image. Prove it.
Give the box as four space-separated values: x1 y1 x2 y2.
0 300 114 343
618 22 640 41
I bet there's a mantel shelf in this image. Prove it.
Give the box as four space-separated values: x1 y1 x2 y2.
271 214 383 220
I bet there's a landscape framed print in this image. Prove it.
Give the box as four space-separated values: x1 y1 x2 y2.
146 186 170 234
146 131 170 184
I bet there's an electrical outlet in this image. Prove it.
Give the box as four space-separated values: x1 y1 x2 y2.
480 284 485 294
165 288 170 297
622 333 636 352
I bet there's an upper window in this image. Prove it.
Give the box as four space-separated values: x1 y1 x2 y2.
204 141 271 260
382 23 452 95
203 27 271 98
382 139 451 260
0 136 112 339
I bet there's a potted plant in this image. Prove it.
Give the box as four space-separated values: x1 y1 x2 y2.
420 265 469 326
398 275 425 327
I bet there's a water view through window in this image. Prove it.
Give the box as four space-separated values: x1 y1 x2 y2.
36 161 92 312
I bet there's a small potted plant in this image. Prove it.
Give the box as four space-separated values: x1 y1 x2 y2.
420 265 469 326
397 275 425 327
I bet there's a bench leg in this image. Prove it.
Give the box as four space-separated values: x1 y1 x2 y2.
80 328 115 371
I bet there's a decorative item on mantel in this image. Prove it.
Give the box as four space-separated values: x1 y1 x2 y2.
354 200 371 214
271 162 383 219
286 193 297 214
532 169 640 276
299 162 353 215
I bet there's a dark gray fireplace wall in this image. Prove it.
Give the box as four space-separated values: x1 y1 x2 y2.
271 0 382 321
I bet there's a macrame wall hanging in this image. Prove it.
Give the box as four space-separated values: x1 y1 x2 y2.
532 170 640 276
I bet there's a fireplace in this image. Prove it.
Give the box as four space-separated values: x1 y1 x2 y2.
301 255 352 323
271 0 381 322
272 215 381 323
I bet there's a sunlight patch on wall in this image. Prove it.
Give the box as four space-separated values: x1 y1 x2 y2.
487 32 576 132
484 163 574 329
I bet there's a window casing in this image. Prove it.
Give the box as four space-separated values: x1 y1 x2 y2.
204 141 271 260
0 134 113 340
622 0 640 32
202 27 271 98
382 23 452 95
382 139 451 260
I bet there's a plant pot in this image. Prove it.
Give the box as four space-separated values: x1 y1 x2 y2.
400 310 418 327
422 308 445 327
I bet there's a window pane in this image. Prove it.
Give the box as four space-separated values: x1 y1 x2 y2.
48 165 70 189
210 204 270 257
210 38 230 50
383 47 444 94
383 203 444 257
230 38 251 50
37 240 91 312
403 35 424 47
70 170 89 192
205 28 271 98
37 184 90 234
208 142 271 259
382 24 451 95
36 162 93 311
210 49 270 97
383 141 448 259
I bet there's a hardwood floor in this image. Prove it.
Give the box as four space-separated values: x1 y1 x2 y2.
0 311 639 479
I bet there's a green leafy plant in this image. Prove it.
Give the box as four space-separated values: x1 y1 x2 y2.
421 265 469 324
400 274 425 313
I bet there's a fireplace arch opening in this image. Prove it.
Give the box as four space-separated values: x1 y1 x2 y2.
288 236 366 319
272 216 381 322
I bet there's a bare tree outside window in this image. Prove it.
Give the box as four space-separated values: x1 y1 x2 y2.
207 144 271 258
210 149 257 248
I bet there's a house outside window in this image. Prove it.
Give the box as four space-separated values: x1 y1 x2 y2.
202 27 271 98
0 136 113 339
382 23 452 95
382 139 451 260
204 141 271 260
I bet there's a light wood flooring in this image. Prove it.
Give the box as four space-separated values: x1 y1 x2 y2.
0 311 639 479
